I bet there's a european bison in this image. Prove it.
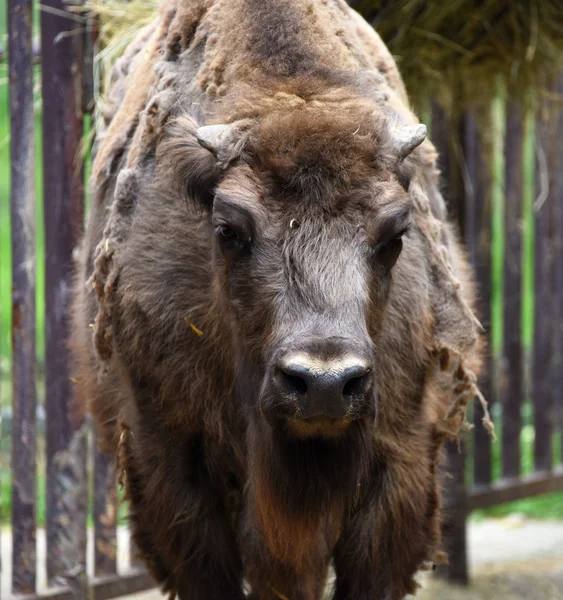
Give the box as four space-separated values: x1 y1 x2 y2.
71 1 487 598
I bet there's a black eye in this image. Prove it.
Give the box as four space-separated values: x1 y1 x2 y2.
376 231 407 270
379 237 402 256
215 224 250 255
219 226 237 240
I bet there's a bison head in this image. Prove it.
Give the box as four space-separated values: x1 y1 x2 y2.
188 104 427 438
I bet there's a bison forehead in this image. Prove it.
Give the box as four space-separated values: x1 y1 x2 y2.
246 101 396 186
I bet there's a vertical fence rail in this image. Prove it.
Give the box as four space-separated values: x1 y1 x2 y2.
8 0 37 593
431 105 469 585
40 0 88 584
465 110 494 486
534 98 554 473
550 78 563 464
502 104 523 479
94 448 118 576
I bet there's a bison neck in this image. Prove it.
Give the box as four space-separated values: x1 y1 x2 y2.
247 420 374 567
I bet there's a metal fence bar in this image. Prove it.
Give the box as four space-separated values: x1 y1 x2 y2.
465 109 494 486
533 98 554 473
431 105 469 585
502 104 523 479
552 77 563 466
469 466 563 510
8 0 37 592
5 571 155 600
439 439 469 584
40 0 88 585
94 446 117 576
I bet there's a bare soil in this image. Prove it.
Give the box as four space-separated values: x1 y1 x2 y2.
118 518 563 599
128 560 563 600
416 559 563 600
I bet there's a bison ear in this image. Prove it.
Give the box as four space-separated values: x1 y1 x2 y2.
196 124 232 156
391 124 426 161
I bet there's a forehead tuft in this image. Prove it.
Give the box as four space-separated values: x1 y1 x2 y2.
246 101 394 194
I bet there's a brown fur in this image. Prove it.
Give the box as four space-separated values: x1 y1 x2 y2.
70 1 483 598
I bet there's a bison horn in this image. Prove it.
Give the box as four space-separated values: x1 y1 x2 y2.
196 124 231 155
391 124 427 160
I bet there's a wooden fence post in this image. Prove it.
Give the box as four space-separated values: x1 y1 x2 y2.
502 103 523 480
438 439 469 584
553 77 563 463
534 95 555 473
431 102 470 585
40 0 88 584
94 447 118 576
466 108 494 489
8 0 37 593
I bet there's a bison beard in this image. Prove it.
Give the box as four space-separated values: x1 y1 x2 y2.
249 417 375 566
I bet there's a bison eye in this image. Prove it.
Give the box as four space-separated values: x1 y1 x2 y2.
215 224 250 254
376 229 408 270
219 225 237 240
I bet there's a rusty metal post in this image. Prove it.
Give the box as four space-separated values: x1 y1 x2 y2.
502 104 524 480
8 0 38 593
534 96 555 473
554 77 563 464
437 439 469 585
429 103 471 585
40 0 88 584
94 446 118 576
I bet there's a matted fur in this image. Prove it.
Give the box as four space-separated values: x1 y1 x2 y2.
70 1 488 599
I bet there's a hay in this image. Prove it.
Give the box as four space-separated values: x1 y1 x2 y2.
85 0 563 111
353 0 563 110
82 0 158 106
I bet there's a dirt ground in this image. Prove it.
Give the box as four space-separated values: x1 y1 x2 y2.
416 559 563 600
124 518 563 600
129 559 563 600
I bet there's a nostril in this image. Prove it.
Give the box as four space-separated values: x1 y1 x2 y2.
278 370 308 396
342 371 371 398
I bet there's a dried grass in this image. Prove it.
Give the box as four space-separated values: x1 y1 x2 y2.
84 0 563 112
355 0 563 110
82 0 158 103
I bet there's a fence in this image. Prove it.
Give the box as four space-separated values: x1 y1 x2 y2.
432 88 563 583
1 1 563 598
3 0 154 597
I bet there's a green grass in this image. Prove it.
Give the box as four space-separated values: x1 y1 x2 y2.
474 423 563 520
522 106 536 349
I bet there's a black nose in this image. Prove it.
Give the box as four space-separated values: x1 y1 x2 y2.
274 357 373 420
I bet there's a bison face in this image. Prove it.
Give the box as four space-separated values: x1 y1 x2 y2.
180 106 426 441
209 166 412 440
